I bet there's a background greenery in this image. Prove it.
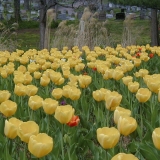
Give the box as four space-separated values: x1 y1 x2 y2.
15 18 150 51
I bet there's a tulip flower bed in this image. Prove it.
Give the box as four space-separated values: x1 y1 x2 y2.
0 44 160 160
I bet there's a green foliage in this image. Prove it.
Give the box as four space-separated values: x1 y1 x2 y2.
51 20 61 29
109 0 160 9
18 21 39 29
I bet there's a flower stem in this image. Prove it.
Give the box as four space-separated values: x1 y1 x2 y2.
61 124 64 160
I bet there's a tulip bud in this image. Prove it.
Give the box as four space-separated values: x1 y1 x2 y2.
54 105 75 124
117 116 137 136
146 78 160 94
0 90 11 103
51 88 63 99
40 75 50 87
33 71 42 79
136 88 151 103
67 115 80 127
78 75 92 88
114 106 131 124
23 74 33 85
28 95 43 110
14 83 27 96
112 69 124 81
69 87 81 100
133 58 141 67
42 98 58 115
28 133 53 158
97 127 120 149
4 117 23 139
122 76 133 86
0 100 17 117
18 121 39 143
128 81 139 93
105 91 122 111
26 85 38 96
152 128 160 150
111 153 139 160
92 90 104 102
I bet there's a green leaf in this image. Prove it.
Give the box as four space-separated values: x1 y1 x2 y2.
140 141 160 160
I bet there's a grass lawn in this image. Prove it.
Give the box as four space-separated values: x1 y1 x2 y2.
16 19 151 51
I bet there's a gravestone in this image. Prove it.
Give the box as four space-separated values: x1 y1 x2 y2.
57 14 67 20
106 14 113 19
116 12 125 20
140 8 146 19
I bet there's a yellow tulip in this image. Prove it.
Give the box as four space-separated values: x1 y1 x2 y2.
63 70 71 78
62 85 71 98
128 81 140 93
27 63 39 73
0 100 17 117
26 85 38 96
51 88 63 99
117 116 137 136
99 88 111 100
105 91 122 111
146 78 160 94
33 71 42 79
0 57 7 65
4 117 23 139
51 62 60 70
78 75 92 88
0 90 11 103
14 83 27 96
40 75 50 86
42 98 58 114
54 105 75 124
17 65 27 73
111 153 139 160
133 58 141 67
92 90 104 101
19 56 29 64
50 72 63 85
135 69 149 78
18 121 39 143
1 69 8 78
28 133 53 158
103 69 114 80
136 88 151 103
23 74 33 85
114 106 131 124
152 128 160 150
68 86 81 100
112 69 124 81
13 73 24 84
28 95 43 110
122 76 133 86
97 127 120 149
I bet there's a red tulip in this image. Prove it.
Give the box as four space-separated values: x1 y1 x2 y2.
136 52 141 57
92 67 97 71
67 115 80 127
149 53 154 58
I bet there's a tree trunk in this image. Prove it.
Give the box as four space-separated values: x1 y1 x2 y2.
151 8 159 46
39 1 46 50
14 0 21 22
